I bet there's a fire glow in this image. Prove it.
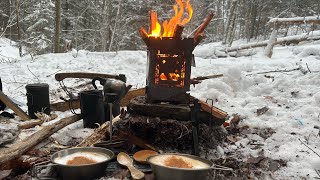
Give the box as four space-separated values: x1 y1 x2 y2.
148 0 193 38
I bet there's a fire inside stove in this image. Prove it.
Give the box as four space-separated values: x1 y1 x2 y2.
155 52 186 88
139 0 214 104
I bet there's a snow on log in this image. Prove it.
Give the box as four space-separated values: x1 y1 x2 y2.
224 30 320 53
268 16 320 25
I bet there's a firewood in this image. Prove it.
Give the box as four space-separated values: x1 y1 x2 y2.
190 96 228 120
77 120 110 147
117 129 158 152
51 99 80 112
0 90 30 121
0 115 81 164
193 12 215 41
139 27 149 46
120 88 145 107
173 24 184 38
194 33 205 47
149 10 157 34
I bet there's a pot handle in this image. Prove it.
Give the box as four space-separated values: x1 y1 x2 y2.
210 163 233 171
32 160 59 179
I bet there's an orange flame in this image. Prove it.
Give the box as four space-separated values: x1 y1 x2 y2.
149 0 193 37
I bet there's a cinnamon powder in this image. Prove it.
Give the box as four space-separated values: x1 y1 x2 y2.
66 156 97 165
164 156 193 168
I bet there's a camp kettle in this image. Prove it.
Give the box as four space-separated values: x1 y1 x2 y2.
92 77 132 117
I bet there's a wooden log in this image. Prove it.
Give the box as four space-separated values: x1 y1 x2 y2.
139 27 149 46
192 96 228 120
51 99 80 112
150 10 158 34
0 115 81 164
268 16 320 25
0 90 30 121
120 88 145 107
224 31 320 52
173 24 184 38
193 12 215 41
18 119 43 129
194 33 205 47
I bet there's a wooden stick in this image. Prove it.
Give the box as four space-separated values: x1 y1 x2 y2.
191 74 223 85
190 95 228 120
0 90 30 121
193 12 215 40
173 24 184 38
18 119 43 129
117 130 158 152
120 88 145 107
0 115 81 164
77 120 110 147
139 27 149 46
194 33 205 47
150 10 157 34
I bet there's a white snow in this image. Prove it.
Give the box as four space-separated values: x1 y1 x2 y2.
1 37 320 179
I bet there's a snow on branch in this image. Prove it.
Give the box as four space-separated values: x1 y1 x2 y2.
268 16 320 25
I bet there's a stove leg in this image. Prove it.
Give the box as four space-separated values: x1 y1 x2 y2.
190 99 201 156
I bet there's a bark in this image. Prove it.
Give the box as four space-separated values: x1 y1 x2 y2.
54 0 61 53
223 0 238 45
0 115 81 164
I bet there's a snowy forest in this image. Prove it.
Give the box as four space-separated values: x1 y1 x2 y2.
0 0 320 55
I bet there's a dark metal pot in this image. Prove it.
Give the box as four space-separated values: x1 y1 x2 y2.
50 147 114 180
147 153 213 180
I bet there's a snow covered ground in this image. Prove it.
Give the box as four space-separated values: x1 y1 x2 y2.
1 37 320 179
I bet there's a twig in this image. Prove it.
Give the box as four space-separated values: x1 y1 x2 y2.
46 69 62 77
306 63 312 73
246 67 301 76
27 65 40 82
298 139 320 158
315 169 320 179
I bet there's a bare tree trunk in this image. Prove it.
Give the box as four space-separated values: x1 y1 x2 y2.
101 0 112 51
264 29 277 58
15 0 22 56
54 0 61 53
223 0 238 45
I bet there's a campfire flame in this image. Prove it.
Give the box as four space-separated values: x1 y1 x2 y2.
149 0 193 37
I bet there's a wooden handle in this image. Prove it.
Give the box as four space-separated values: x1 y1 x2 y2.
55 72 121 81
127 164 145 179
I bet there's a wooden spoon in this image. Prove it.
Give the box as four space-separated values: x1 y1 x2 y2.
117 152 145 179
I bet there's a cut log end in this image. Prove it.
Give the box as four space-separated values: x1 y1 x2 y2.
139 27 149 46
173 24 184 38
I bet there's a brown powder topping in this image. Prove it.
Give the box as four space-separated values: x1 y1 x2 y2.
66 156 97 165
164 156 193 168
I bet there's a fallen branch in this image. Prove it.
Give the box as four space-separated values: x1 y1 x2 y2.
0 115 81 164
298 138 320 158
268 16 320 25
246 67 304 76
225 31 320 52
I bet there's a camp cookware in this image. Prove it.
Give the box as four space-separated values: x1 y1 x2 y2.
117 152 145 179
46 147 114 180
147 153 214 180
92 77 132 117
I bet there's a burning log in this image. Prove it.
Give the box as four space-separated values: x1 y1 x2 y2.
150 10 158 34
173 24 184 38
139 27 149 46
193 12 215 43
